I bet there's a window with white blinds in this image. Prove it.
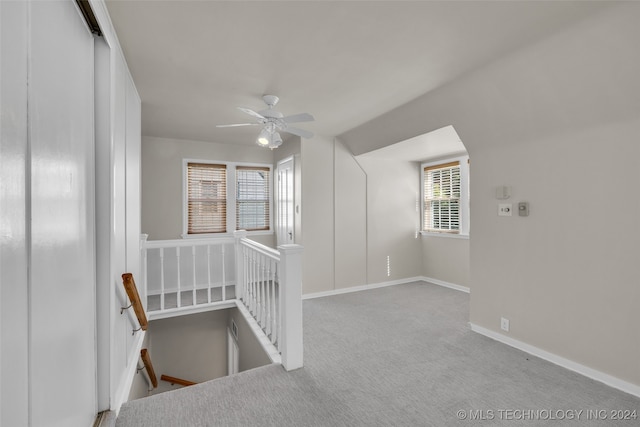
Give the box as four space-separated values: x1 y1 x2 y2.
236 166 270 231
187 163 227 234
423 161 461 234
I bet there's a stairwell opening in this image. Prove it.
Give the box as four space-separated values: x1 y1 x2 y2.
128 307 272 400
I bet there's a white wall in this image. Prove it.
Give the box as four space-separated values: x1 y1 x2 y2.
422 236 470 288
334 140 368 289
146 311 229 394
339 3 640 389
299 137 423 294
300 136 336 293
141 136 275 246
228 308 273 372
356 156 422 284
1 1 98 425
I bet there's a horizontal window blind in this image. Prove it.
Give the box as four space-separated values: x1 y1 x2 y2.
236 166 270 231
187 163 227 234
424 161 461 233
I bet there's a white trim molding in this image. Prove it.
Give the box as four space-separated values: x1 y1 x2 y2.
421 276 470 293
303 276 470 300
303 277 424 300
235 301 281 365
470 323 640 399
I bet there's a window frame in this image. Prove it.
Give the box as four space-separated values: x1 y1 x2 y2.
420 155 470 238
235 165 271 232
182 159 273 238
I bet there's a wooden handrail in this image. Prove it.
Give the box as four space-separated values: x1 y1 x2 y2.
140 349 158 388
160 374 197 387
122 273 148 331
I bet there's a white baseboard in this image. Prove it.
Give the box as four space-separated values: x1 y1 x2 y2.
470 323 640 399
420 276 470 293
302 276 425 300
148 300 237 321
302 276 470 300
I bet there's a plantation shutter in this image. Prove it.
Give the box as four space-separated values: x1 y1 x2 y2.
424 161 461 233
187 163 227 234
236 166 270 231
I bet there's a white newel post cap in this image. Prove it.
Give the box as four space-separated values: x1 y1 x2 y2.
234 229 248 239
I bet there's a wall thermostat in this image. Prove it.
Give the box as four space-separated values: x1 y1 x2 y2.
518 202 529 217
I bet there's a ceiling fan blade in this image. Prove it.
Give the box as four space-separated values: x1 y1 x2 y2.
283 113 315 124
237 107 265 119
216 123 257 128
284 126 314 139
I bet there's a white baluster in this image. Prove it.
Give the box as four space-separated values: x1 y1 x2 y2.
176 247 181 308
256 253 262 324
265 259 271 337
242 246 247 303
271 259 277 344
160 247 165 311
251 250 257 315
192 245 197 306
207 245 212 303
246 247 252 311
260 254 266 328
221 244 226 301
272 263 278 346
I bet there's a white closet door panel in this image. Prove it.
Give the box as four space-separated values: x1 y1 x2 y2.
28 1 96 425
0 1 30 425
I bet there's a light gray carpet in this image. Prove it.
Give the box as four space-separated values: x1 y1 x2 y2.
117 282 639 426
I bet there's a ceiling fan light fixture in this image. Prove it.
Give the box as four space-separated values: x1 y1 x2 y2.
268 132 283 150
256 128 271 147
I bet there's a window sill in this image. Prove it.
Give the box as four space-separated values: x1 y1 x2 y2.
244 230 274 237
420 231 469 240
181 230 274 239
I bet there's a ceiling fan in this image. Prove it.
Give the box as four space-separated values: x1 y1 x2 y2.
217 95 315 149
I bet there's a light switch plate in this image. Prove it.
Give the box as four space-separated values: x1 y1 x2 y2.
498 203 512 216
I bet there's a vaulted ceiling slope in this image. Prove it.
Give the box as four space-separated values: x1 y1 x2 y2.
106 0 611 147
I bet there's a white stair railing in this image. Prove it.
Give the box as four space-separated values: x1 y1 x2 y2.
234 230 303 371
142 231 303 371
142 236 236 314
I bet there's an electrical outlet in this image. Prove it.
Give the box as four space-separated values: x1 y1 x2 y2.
498 204 512 216
501 317 510 332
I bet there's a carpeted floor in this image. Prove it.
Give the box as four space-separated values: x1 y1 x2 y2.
116 282 639 426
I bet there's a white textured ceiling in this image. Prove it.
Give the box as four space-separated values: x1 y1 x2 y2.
105 0 609 147
357 125 466 163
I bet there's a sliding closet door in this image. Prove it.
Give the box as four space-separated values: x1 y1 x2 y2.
28 1 97 425
0 1 30 425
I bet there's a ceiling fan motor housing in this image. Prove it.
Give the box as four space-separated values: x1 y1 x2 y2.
262 95 279 108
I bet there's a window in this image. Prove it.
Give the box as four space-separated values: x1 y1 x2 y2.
184 160 272 236
187 163 227 234
236 166 270 231
422 157 469 236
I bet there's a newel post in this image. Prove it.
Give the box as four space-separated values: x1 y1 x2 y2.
234 230 248 301
278 243 304 371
